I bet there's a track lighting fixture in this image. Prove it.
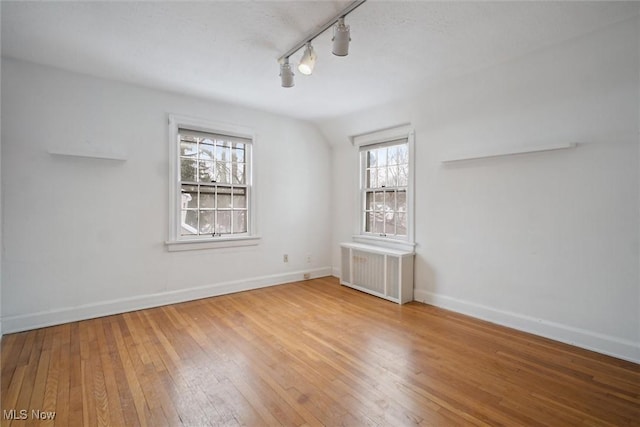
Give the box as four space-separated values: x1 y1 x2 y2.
277 0 366 87
280 57 295 87
298 43 317 75
332 17 351 56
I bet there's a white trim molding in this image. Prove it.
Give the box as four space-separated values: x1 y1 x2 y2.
351 123 413 147
332 266 341 278
166 235 261 251
414 289 640 364
3 267 332 334
352 234 416 252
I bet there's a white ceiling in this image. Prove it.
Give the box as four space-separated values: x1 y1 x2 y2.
2 1 638 122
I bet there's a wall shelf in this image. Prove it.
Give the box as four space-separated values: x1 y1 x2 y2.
48 147 127 161
441 142 576 163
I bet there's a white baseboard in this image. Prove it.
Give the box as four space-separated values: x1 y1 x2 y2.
332 266 341 278
2 267 332 334
414 289 640 364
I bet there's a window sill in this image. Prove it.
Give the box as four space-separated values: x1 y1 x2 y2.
352 235 416 252
165 236 261 252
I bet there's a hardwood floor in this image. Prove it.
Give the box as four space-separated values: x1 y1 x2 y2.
1 277 639 426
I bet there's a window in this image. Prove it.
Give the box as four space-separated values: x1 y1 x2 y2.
167 115 258 251
179 129 249 236
362 139 409 237
353 124 414 248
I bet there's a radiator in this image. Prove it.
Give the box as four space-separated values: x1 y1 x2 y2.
340 242 414 304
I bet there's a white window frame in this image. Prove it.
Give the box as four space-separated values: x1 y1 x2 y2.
352 124 415 251
166 114 260 251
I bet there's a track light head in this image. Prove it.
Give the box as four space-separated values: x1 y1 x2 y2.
332 17 351 56
277 0 366 88
298 43 317 75
280 58 295 88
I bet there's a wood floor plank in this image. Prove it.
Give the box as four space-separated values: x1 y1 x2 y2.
2 365 26 427
99 318 140 427
1 333 26 397
109 318 149 427
52 324 71 427
93 319 125 427
25 328 52 427
2 277 639 426
11 329 45 427
137 311 218 426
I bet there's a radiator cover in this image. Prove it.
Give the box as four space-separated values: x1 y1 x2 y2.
340 242 414 304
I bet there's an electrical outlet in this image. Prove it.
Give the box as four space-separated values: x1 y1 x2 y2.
283 254 288 263
306 254 312 263
303 273 311 280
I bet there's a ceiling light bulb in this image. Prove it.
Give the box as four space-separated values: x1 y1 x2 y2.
280 58 295 88
332 17 351 56
298 43 317 75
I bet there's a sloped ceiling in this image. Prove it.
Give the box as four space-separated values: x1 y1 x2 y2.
2 1 638 122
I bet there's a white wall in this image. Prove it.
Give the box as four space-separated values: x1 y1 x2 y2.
324 17 640 362
1 58 332 333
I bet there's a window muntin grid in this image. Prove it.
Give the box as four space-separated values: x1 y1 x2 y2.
362 141 409 238
178 130 249 236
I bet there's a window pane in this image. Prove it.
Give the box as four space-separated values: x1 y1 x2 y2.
387 166 398 188
233 144 245 162
384 190 396 212
181 210 198 235
373 213 385 234
365 191 374 211
180 185 198 209
367 151 377 168
397 164 409 187
217 187 232 208
216 144 231 162
374 191 384 207
180 141 197 157
214 162 231 184
387 145 399 165
180 159 197 182
383 190 396 235
397 144 408 164
199 143 214 160
397 213 407 236
367 168 377 188
376 148 387 167
199 210 215 234
200 185 216 209
397 191 407 212
233 210 247 233
385 213 396 236
198 160 215 183
181 134 198 143
233 163 245 184
217 211 231 234
365 212 374 232
233 188 246 208
376 168 387 188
